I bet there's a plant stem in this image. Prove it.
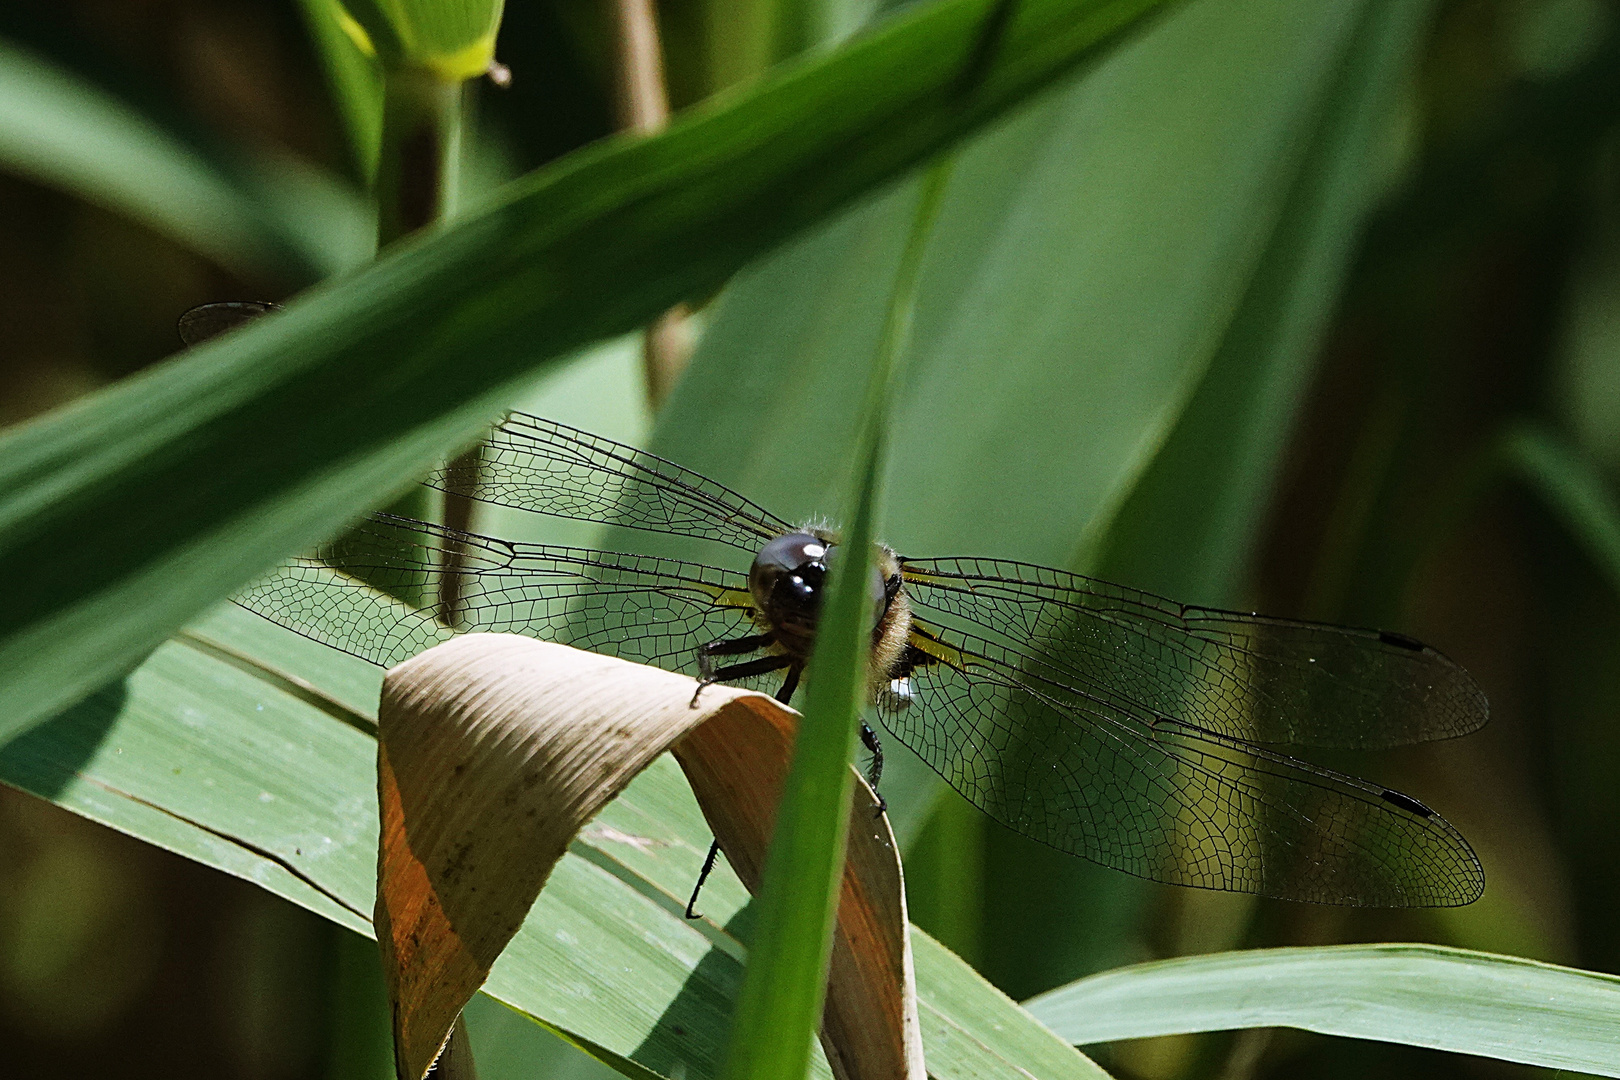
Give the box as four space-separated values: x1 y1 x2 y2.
611 0 671 133
609 0 692 409
376 65 463 247
373 64 477 620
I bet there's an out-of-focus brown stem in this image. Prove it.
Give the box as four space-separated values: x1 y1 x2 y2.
375 64 478 625
376 67 462 248
611 0 671 133
610 0 692 408
436 445 481 626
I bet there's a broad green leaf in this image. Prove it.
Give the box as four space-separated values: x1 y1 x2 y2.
646 0 1426 993
1092 0 1436 604
0 36 361 282
1499 421 1620 596
1 599 1107 1080
1024 943 1620 1077
659 0 1375 569
979 0 1440 998
0 0 1171 743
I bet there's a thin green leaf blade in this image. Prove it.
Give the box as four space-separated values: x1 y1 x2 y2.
718 455 873 1080
0 0 1172 744
719 157 954 1080
1025 943 1620 1077
1499 421 1620 596
0 36 341 281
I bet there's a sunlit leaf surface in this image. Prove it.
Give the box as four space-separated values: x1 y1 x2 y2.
1026 943 1620 1077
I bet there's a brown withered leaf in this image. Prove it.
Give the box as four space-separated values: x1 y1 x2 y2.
374 633 924 1080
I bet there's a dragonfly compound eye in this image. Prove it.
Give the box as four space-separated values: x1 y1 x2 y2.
750 533 890 628
750 532 829 617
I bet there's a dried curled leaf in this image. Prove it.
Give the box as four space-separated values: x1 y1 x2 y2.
374 633 923 1080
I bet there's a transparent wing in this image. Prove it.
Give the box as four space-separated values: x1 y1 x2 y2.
234 513 775 689
881 622 1484 906
429 413 794 554
900 557 1487 750
177 301 281 345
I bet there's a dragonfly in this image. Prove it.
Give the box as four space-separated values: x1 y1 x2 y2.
181 306 1487 912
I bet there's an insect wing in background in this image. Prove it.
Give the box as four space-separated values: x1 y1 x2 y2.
234 411 1487 908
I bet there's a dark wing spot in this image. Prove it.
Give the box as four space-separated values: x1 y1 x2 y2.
1378 630 1426 651
1380 789 1434 818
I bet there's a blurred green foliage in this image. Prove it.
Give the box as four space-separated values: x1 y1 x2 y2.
3 0 1620 1078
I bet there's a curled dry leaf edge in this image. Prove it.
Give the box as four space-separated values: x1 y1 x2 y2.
371 632 924 1080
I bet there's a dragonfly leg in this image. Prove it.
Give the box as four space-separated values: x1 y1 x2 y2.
689 648 788 707
685 838 723 920
775 664 801 704
697 633 775 678
684 661 805 919
861 721 886 814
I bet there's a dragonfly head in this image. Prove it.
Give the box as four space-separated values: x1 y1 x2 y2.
750 531 888 654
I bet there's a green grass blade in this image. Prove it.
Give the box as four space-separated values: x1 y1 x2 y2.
719 160 952 1080
1499 421 1620 596
0 0 1171 743
716 438 873 1080
0 36 341 281
1024 943 1620 1077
